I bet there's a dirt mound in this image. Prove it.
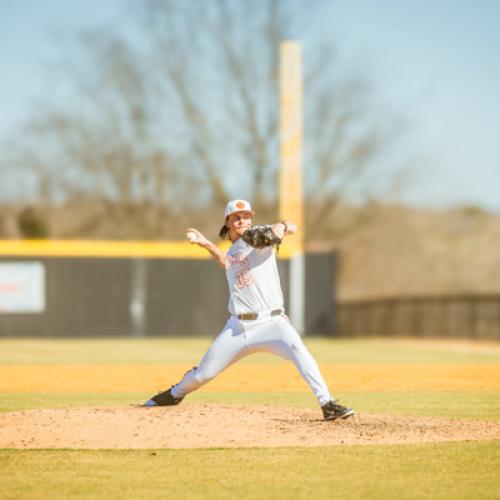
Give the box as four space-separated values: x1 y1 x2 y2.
1 404 499 449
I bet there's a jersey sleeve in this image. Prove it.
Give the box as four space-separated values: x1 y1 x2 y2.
242 225 282 250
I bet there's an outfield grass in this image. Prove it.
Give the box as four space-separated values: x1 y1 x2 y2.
1 337 499 499
1 443 499 499
0 337 499 364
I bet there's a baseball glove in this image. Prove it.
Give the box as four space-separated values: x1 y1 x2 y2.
242 225 282 251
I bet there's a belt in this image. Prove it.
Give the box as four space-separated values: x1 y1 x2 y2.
237 309 283 321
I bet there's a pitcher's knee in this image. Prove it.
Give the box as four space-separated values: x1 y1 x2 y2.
194 365 219 384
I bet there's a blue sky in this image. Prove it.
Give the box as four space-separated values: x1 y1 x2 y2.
329 1 500 210
1 0 499 211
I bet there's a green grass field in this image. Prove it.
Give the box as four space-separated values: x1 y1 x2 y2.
1 337 499 499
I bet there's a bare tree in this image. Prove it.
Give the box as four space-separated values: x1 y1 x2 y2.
11 0 406 239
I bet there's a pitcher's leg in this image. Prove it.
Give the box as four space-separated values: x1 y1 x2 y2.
170 317 246 399
283 338 333 406
254 317 355 419
290 345 333 406
248 316 333 406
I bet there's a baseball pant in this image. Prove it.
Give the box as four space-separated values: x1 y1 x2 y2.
170 314 333 406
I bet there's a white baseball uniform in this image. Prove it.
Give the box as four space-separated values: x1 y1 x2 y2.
170 230 334 406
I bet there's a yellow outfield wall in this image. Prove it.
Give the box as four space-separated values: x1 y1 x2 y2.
0 239 224 259
0 239 298 259
1 364 499 392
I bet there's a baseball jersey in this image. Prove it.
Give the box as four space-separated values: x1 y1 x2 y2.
225 232 284 315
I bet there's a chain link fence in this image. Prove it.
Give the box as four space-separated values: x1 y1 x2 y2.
337 294 500 340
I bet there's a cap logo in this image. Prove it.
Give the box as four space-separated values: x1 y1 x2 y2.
236 201 246 209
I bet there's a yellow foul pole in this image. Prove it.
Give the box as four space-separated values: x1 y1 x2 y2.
279 41 305 334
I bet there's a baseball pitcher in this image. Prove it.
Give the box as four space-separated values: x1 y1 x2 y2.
144 200 355 421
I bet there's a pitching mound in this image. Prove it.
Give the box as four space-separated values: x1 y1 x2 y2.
1 404 499 449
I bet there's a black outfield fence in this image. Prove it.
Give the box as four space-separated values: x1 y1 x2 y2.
0 250 337 337
337 294 500 340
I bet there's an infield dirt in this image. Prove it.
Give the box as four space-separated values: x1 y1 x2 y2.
1 404 499 449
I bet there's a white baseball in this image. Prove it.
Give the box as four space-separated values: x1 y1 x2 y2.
186 230 198 243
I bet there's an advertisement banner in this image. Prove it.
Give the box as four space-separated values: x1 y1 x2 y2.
0 262 45 313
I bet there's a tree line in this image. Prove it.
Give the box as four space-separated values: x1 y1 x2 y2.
1 0 408 240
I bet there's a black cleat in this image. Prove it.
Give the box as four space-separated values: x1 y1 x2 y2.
321 401 355 421
144 388 184 407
